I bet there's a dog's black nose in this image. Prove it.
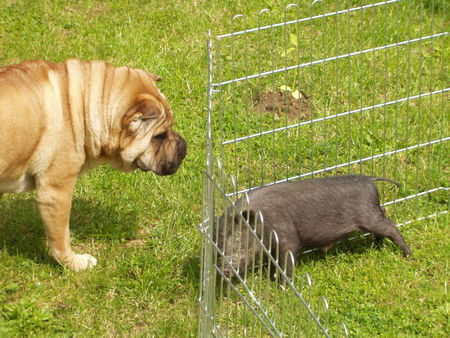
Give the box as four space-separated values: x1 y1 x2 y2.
161 162 175 175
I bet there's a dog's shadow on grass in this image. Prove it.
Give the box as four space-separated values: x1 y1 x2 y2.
0 196 137 265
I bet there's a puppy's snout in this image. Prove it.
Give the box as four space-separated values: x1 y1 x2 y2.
222 267 233 278
220 261 237 278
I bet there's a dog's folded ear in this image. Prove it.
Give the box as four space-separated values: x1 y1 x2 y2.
123 99 162 134
135 99 162 120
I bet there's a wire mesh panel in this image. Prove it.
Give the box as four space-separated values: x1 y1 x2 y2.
199 0 448 336
199 162 349 337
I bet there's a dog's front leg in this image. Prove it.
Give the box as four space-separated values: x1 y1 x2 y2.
36 175 97 271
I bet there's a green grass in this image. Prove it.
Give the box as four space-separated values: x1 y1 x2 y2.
0 0 448 336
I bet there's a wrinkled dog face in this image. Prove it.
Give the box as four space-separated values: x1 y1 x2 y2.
119 91 187 175
144 129 187 175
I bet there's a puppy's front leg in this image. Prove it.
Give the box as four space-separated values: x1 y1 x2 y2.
36 175 97 271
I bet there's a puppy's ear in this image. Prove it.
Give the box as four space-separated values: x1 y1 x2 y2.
124 99 162 134
239 209 257 227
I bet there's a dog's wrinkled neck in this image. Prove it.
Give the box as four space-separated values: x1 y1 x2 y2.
66 60 132 162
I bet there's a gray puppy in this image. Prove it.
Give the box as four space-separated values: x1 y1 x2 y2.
215 175 411 278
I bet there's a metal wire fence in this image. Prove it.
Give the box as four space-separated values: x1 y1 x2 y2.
199 0 448 336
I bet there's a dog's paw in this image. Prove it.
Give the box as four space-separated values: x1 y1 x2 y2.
67 254 98 271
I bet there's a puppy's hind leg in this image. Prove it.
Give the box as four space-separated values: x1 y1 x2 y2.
374 234 384 245
368 219 411 257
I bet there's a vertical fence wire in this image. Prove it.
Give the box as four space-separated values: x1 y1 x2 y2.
199 32 216 338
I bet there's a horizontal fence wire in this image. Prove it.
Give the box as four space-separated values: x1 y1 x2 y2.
216 0 402 39
222 88 450 145
227 138 450 196
213 33 448 87
200 182 448 261
383 187 449 207
301 210 448 255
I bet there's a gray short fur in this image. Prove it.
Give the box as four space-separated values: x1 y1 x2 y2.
214 175 411 278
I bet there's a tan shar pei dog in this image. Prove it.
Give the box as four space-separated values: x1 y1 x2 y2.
0 59 187 271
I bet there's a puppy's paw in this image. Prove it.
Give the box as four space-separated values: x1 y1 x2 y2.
67 254 98 271
405 254 415 261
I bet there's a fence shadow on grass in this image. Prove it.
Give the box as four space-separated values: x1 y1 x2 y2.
0 196 138 266
210 233 400 287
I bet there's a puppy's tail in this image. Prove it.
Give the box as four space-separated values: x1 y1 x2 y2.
371 177 401 188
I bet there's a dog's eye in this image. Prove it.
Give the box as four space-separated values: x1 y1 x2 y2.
154 132 167 140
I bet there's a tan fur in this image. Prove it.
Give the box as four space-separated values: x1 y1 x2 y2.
0 59 186 271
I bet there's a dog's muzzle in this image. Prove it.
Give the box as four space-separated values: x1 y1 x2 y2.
159 135 187 175
135 133 187 175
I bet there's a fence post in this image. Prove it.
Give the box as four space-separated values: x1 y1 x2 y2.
199 31 216 337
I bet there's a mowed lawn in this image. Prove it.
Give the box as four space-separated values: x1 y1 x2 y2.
0 0 448 336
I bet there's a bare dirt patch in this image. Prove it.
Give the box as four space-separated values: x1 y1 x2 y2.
254 90 311 121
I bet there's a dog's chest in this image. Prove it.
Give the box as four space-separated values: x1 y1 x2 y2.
0 174 35 193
